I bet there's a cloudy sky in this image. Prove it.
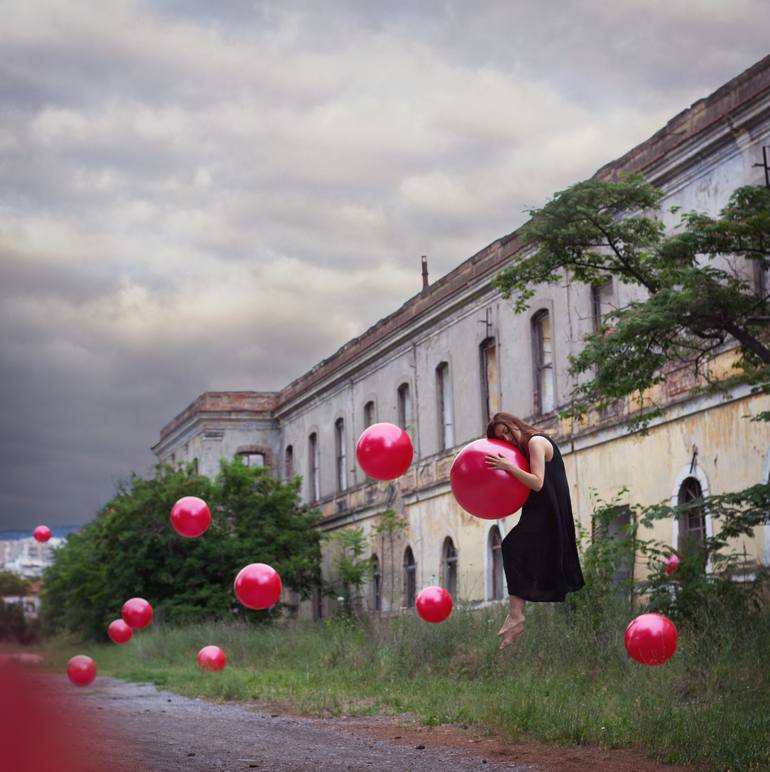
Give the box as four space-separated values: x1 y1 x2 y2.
1 1 768 530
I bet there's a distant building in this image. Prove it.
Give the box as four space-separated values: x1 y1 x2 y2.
0 534 66 579
154 56 770 618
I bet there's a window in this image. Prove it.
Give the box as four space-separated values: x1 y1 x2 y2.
308 432 320 502
239 452 265 467
284 445 294 479
403 546 416 608
480 337 499 427
591 279 613 332
397 383 410 430
754 259 768 299
489 526 504 600
313 586 323 620
592 507 634 585
335 418 347 491
441 537 458 597
436 362 454 450
192 458 199 475
363 401 375 429
677 477 706 558
531 310 555 415
371 554 382 612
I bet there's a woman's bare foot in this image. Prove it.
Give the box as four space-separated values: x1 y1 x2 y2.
497 614 525 650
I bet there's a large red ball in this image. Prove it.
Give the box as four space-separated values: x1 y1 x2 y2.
234 563 282 610
449 438 530 519
66 655 96 687
624 613 678 666
121 597 154 630
170 496 212 538
33 525 51 543
197 645 227 672
415 586 453 624
107 619 133 644
356 422 413 480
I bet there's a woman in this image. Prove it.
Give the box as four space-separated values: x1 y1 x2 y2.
484 412 584 649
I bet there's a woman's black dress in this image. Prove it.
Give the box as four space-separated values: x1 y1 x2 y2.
501 434 584 602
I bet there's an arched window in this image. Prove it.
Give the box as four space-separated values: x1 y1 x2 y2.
363 401 376 429
370 554 382 612
335 418 347 491
284 445 294 479
531 309 555 415
480 337 499 428
397 383 411 430
308 432 320 502
677 477 706 558
192 458 199 475
436 362 453 450
403 546 416 608
591 279 613 332
488 526 504 600
441 537 458 597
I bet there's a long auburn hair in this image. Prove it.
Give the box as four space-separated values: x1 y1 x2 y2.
485 412 543 458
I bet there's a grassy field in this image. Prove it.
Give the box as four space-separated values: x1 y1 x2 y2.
46 601 770 771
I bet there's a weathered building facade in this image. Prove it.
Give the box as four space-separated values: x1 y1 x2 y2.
153 56 770 617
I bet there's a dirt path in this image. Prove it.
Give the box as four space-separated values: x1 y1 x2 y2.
45 676 689 772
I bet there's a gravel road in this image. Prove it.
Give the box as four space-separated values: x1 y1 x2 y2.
53 676 532 772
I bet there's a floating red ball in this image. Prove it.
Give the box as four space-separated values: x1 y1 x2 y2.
356 422 414 480
663 553 680 576
121 597 154 630
415 586 453 624
33 525 51 543
197 645 227 672
624 613 678 666
170 496 212 538
66 655 96 687
234 563 282 610
449 438 530 519
107 619 133 644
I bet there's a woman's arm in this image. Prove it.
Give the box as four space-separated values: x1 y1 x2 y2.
485 437 547 492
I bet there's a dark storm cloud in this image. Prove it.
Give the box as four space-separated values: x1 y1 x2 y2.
1 0 768 530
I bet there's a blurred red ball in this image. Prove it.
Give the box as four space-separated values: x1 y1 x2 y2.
197 645 227 672
233 563 282 610
450 438 530 519
663 553 680 576
33 525 51 543
66 655 96 687
415 586 453 624
624 613 678 666
170 496 212 538
356 422 413 480
121 597 154 630
107 619 133 644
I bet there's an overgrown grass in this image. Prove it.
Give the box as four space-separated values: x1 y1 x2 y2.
46 601 770 771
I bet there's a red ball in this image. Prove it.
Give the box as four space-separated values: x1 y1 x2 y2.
170 496 212 538
663 553 680 576
624 613 678 666
33 525 51 543
197 645 227 672
121 597 154 630
107 619 133 644
66 655 96 687
415 585 453 624
449 438 530 519
233 563 282 610
356 422 414 480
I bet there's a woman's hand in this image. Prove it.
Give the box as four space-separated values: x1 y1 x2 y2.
484 453 511 472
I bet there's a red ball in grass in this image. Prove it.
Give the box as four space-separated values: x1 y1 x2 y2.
234 563 282 610
33 525 51 543
415 585 453 624
121 597 154 630
170 496 212 538
197 645 227 672
107 619 133 644
449 438 530 520
355 422 413 480
66 655 96 687
624 613 678 666
663 552 680 576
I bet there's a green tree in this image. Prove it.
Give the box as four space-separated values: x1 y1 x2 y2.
494 175 770 427
41 460 321 639
0 571 30 596
326 527 371 615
